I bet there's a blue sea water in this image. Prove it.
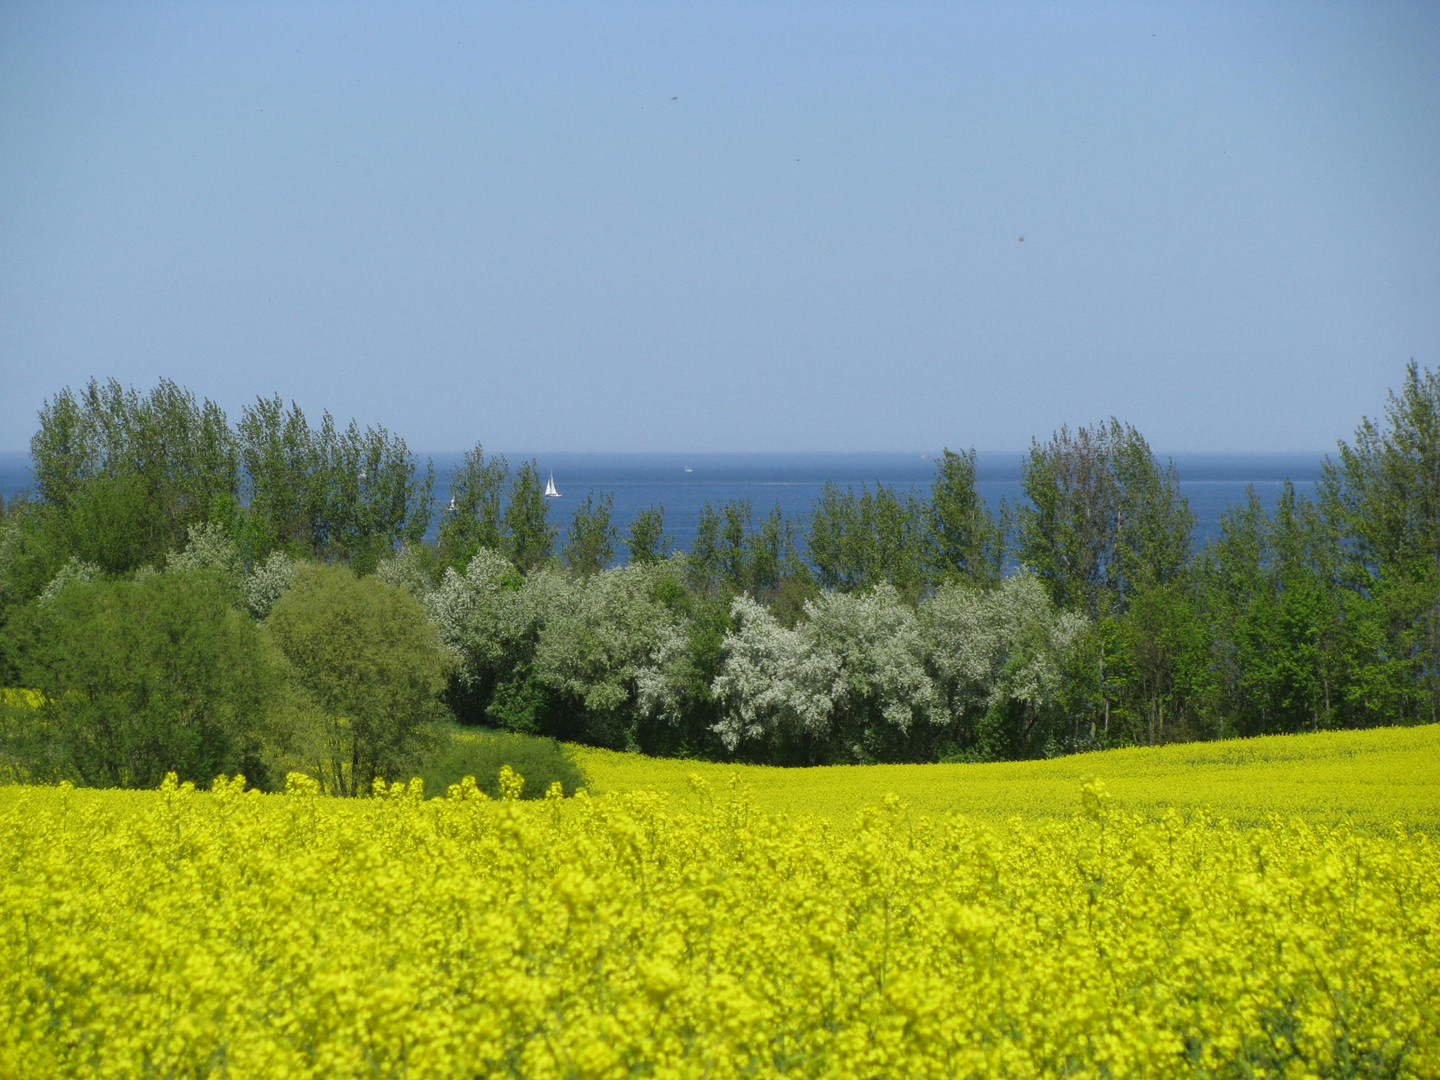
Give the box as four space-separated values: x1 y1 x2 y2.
0 449 1327 561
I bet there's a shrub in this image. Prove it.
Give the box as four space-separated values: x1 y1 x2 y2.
413 722 586 799
267 563 452 796
20 571 287 788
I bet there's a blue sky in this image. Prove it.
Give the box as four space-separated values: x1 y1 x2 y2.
2 1 1436 453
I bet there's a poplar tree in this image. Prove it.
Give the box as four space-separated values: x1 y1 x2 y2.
437 443 509 569
926 447 1003 587
30 378 238 573
1018 420 1194 618
624 504 670 565
562 492 618 576
504 460 557 573
1321 361 1440 724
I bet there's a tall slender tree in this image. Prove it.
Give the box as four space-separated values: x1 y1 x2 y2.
1320 361 1440 724
926 447 1003 587
1018 419 1194 618
437 443 509 569
624 504 670 565
563 492 618 576
504 460 557 573
30 379 239 572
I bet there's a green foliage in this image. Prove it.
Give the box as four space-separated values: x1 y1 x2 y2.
687 500 808 600
485 665 553 736
1194 485 1350 737
30 378 238 571
503 460 557 573
8 369 1437 773
1103 573 1213 746
562 492 617 576
413 723 587 799
926 447 1003 586
17 571 286 789
1320 360 1440 725
235 395 433 569
1019 420 1195 617
806 482 929 597
624 504 670 565
266 564 453 796
41 471 163 576
436 443 508 570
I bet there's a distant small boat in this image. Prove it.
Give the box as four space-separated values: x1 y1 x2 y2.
544 471 561 498
684 465 693 473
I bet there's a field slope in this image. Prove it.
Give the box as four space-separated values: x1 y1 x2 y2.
570 723 1440 831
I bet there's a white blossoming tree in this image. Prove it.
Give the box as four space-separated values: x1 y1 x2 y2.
920 571 1089 758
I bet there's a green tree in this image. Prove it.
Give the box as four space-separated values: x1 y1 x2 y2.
806 482 928 596
926 448 1003 586
625 504 670 565
1104 571 1213 746
1018 419 1195 618
1320 361 1440 724
687 503 724 595
314 413 434 573
685 500 805 600
1194 485 1350 737
562 492 618 576
29 378 240 572
19 571 286 789
266 564 452 795
436 443 509 569
235 395 322 556
503 461 557 573
236 396 433 569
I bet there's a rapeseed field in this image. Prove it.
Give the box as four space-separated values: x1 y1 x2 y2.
570 723 1440 832
1 727 1438 1078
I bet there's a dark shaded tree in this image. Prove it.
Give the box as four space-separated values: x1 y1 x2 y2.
1018 419 1195 618
236 396 433 568
1194 485 1350 736
29 378 239 573
806 482 928 596
624 504 670 565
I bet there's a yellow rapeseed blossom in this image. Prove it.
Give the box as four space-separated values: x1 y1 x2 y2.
570 723 1440 832
0 727 1436 1078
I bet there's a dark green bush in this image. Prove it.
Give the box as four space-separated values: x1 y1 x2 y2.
413 722 587 799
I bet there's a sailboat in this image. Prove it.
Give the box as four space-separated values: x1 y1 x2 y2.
544 471 561 499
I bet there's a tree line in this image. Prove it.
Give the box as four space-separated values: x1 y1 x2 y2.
1 364 1436 786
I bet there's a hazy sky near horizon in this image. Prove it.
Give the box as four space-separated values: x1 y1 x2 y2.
2 2 1436 454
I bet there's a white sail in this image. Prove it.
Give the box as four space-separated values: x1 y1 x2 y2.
544 471 561 498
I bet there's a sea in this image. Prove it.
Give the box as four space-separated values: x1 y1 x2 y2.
0 449 1327 562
